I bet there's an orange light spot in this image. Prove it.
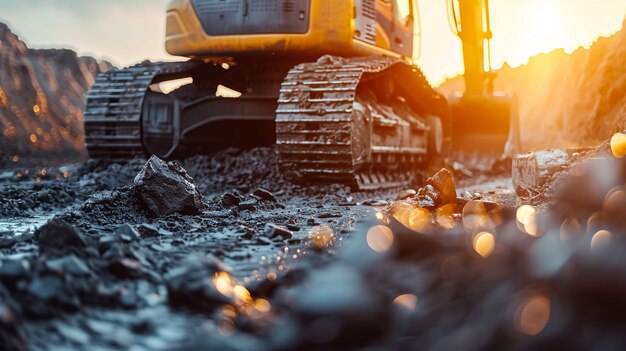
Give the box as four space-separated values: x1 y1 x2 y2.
213 271 234 297
367 225 394 253
309 225 335 250
473 232 495 258
254 298 271 313
409 208 433 232
29 134 37 143
610 132 626 158
32 105 40 115
516 295 551 336
390 202 413 228
436 204 459 229
516 205 538 236
393 294 417 311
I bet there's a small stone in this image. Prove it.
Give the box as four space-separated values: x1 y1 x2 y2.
362 199 389 206
221 191 243 207
98 235 117 255
114 224 140 242
263 223 293 240
286 224 301 232
36 219 86 252
46 255 92 276
137 223 160 237
0 259 30 279
426 169 457 204
27 275 63 302
417 195 436 209
108 258 142 278
238 199 258 211
256 237 273 245
396 189 417 200
134 155 204 218
318 213 341 219
252 188 278 202
417 184 442 206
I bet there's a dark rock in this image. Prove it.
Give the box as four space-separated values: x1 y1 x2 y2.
27 275 63 302
256 237 273 246
362 199 389 206
137 223 160 238
426 168 457 204
108 258 142 278
0 259 30 280
318 213 341 219
114 224 140 242
252 188 278 202
264 224 293 240
45 255 92 277
221 191 244 207
36 219 86 252
98 235 117 255
238 199 258 212
286 224 301 232
134 156 204 218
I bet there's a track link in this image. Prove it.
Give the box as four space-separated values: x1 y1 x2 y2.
276 55 446 190
84 61 200 158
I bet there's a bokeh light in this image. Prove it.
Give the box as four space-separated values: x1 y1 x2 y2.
309 225 335 250
590 230 611 251
463 200 503 234
473 232 495 258
409 208 433 232
393 294 417 311
367 225 394 253
436 204 458 229
213 271 234 297
610 132 626 158
516 205 538 236
390 202 413 228
515 295 551 336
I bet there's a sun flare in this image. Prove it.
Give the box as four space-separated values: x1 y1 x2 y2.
530 1 562 34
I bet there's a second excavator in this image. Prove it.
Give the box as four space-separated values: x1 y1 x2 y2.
84 0 519 190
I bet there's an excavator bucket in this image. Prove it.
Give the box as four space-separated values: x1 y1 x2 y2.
448 93 520 158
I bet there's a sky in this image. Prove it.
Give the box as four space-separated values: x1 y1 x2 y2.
0 0 624 85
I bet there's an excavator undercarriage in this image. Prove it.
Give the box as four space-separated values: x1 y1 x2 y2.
84 56 447 190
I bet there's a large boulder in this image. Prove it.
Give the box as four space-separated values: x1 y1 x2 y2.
134 156 204 218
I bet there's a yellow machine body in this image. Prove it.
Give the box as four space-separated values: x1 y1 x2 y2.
164 0 416 61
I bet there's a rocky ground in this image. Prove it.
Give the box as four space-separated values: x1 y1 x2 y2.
3 140 626 350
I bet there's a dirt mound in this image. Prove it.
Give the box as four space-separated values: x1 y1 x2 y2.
439 18 626 151
0 22 112 168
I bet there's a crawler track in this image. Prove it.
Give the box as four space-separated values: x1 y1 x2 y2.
276 56 447 190
84 61 200 158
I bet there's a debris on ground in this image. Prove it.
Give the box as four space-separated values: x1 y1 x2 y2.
134 156 204 218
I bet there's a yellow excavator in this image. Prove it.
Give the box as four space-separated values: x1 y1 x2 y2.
84 0 518 189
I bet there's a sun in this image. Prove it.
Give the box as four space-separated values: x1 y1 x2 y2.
530 1 562 34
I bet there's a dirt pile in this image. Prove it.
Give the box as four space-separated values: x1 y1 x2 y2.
0 22 112 167
439 18 626 151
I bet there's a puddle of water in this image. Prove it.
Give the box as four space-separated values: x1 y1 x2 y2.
0 214 55 234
